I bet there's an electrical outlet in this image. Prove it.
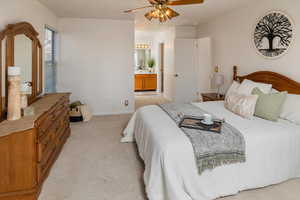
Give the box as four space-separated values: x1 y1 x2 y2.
124 100 129 107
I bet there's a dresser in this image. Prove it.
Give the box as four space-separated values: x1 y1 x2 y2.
0 93 71 200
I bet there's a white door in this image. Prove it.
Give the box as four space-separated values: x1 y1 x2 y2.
196 37 212 95
174 39 198 103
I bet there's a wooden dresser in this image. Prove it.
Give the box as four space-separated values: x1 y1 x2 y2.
0 93 71 200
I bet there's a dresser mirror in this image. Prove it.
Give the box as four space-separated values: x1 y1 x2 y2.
14 34 33 96
0 22 43 121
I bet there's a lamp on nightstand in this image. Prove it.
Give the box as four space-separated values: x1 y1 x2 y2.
212 66 225 98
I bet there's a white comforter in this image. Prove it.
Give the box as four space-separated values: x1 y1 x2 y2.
122 101 300 200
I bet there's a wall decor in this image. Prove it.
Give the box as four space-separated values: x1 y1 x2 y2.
254 11 293 59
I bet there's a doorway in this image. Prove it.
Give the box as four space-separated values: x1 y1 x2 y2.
134 30 168 107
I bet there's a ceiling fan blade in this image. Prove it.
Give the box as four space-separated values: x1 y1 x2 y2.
167 0 204 6
148 0 159 4
124 6 153 13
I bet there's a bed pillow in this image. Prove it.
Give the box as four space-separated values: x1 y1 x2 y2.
238 79 272 95
271 88 279 93
280 94 300 125
225 92 259 119
226 81 241 98
252 88 287 121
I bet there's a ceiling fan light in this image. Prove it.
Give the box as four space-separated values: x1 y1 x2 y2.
145 12 153 21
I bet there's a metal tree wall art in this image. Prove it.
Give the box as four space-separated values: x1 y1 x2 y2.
254 12 293 58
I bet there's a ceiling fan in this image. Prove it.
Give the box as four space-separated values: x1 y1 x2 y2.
124 0 204 23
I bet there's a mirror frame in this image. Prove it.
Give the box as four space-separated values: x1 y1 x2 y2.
0 30 5 121
0 22 43 121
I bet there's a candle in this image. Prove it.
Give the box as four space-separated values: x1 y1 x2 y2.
7 66 21 121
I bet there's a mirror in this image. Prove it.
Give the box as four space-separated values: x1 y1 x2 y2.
14 35 33 96
0 22 43 121
134 49 151 71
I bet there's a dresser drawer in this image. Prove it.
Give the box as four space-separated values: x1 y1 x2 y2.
36 99 69 137
37 122 59 163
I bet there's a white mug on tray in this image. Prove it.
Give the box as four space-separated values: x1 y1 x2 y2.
203 114 213 124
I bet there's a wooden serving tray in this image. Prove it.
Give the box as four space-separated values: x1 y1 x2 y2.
179 115 223 134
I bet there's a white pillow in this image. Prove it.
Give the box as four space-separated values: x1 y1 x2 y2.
226 81 241 98
237 79 272 95
225 92 259 119
271 88 279 93
280 94 300 125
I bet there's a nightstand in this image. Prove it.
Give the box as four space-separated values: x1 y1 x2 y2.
201 93 225 102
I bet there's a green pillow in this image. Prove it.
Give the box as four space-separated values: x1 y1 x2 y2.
252 87 287 121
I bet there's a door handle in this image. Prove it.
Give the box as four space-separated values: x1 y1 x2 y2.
174 74 179 77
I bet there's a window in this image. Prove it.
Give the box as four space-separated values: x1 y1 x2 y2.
44 26 58 93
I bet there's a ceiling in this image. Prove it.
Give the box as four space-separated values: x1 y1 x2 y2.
38 0 253 30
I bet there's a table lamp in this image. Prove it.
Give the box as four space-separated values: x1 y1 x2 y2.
212 66 225 98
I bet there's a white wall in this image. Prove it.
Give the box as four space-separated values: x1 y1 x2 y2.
0 0 58 47
58 18 135 115
196 37 212 94
175 26 197 39
198 0 300 93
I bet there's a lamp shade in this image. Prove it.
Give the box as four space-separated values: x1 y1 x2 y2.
213 73 225 87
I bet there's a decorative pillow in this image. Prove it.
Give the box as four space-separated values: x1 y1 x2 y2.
252 88 287 121
280 94 300 125
226 81 241 98
225 92 259 119
238 79 272 95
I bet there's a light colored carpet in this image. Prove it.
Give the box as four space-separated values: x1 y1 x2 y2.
39 96 300 200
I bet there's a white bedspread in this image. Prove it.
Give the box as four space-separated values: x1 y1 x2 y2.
122 101 300 200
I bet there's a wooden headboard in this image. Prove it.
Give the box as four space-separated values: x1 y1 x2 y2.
233 66 300 94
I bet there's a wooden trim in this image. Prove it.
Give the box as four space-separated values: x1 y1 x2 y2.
0 36 3 121
160 43 164 93
233 66 300 94
30 39 38 104
6 22 38 39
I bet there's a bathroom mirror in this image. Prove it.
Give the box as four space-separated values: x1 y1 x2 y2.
135 49 151 71
14 35 33 96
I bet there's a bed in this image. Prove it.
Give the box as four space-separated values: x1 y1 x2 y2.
122 67 300 200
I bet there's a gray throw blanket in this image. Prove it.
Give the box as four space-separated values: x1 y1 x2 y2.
159 103 246 174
